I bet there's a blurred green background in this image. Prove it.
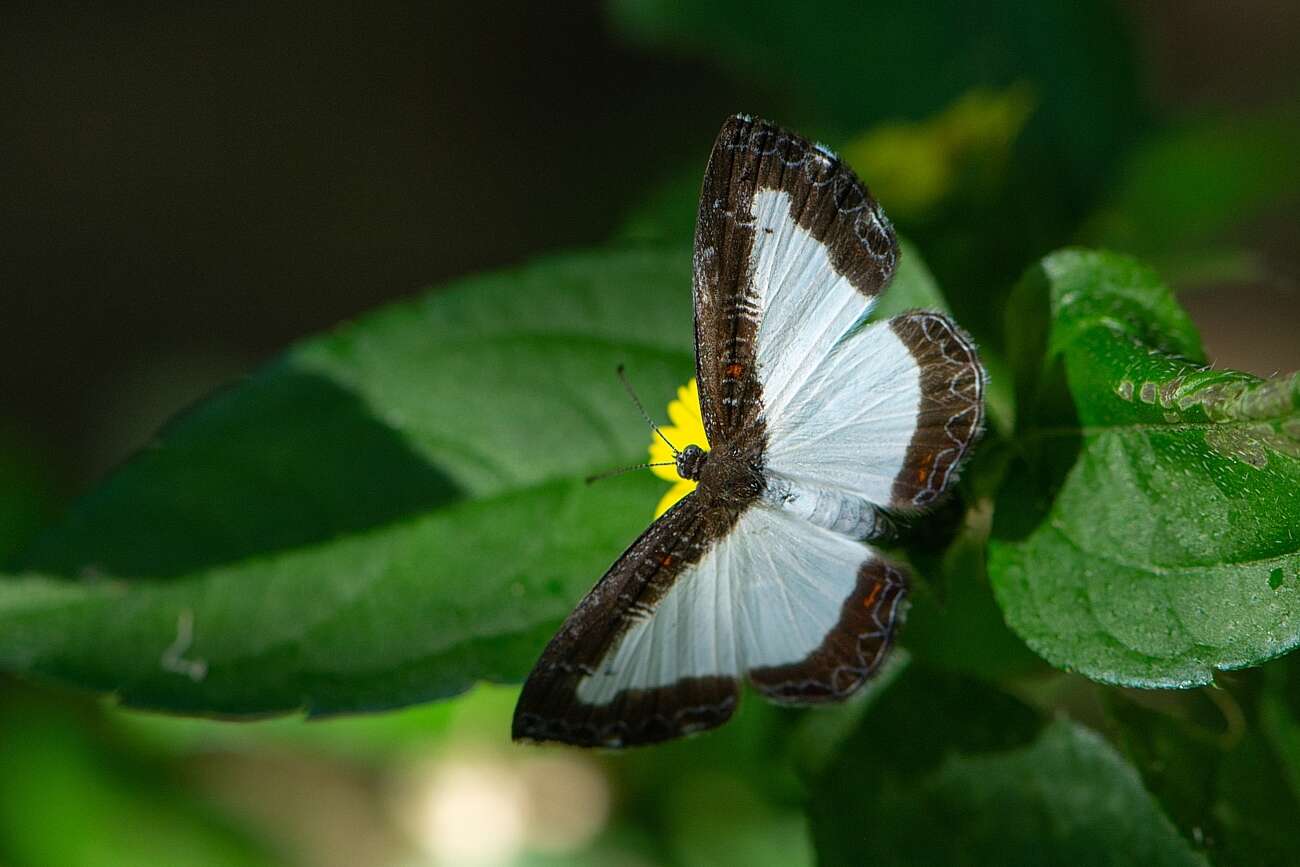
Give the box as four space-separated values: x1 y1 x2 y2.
2 1 1298 865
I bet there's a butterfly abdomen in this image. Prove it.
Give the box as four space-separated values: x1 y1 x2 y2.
762 475 884 540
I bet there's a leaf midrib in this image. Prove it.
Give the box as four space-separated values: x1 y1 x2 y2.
3 471 651 593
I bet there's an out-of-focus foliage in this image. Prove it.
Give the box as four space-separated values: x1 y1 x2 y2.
0 431 53 565
608 0 1149 351
810 667 1208 866
1083 114 1300 287
0 684 278 867
841 84 1037 221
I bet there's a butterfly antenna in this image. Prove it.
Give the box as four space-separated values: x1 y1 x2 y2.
585 461 676 485
616 364 680 455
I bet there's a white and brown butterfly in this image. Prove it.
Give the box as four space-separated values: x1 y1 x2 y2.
512 114 985 747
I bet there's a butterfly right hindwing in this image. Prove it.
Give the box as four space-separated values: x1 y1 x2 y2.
512 489 909 746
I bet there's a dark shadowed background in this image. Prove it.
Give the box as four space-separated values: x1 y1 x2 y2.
5 1 1297 492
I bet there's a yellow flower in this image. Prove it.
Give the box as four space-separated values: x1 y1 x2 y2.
649 377 709 517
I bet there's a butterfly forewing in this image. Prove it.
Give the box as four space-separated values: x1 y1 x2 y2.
692 115 898 443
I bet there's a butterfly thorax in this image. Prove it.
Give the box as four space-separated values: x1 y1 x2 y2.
685 439 765 517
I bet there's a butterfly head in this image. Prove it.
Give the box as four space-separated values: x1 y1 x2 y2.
675 444 708 481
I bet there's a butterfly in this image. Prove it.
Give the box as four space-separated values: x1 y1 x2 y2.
512 114 985 747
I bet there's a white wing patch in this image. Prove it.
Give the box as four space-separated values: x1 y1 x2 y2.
734 506 872 670
746 187 920 509
750 188 877 421
763 320 921 508
575 504 870 705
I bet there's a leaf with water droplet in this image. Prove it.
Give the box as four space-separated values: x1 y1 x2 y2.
990 249 1300 687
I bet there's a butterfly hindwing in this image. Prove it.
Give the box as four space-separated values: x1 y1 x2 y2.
885 311 985 509
512 494 741 747
726 505 908 703
762 310 984 514
513 492 909 745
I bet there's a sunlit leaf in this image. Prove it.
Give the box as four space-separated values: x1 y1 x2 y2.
989 249 1300 687
0 238 969 716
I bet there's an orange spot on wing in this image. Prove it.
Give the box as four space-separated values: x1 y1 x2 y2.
916 452 934 484
862 582 883 609
659 554 675 568
725 362 744 378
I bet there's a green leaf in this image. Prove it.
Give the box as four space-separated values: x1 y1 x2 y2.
0 238 962 716
989 249 1300 687
809 668 1204 866
2 247 698 714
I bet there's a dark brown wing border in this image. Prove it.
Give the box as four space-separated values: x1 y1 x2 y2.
748 557 907 703
887 311 986 510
